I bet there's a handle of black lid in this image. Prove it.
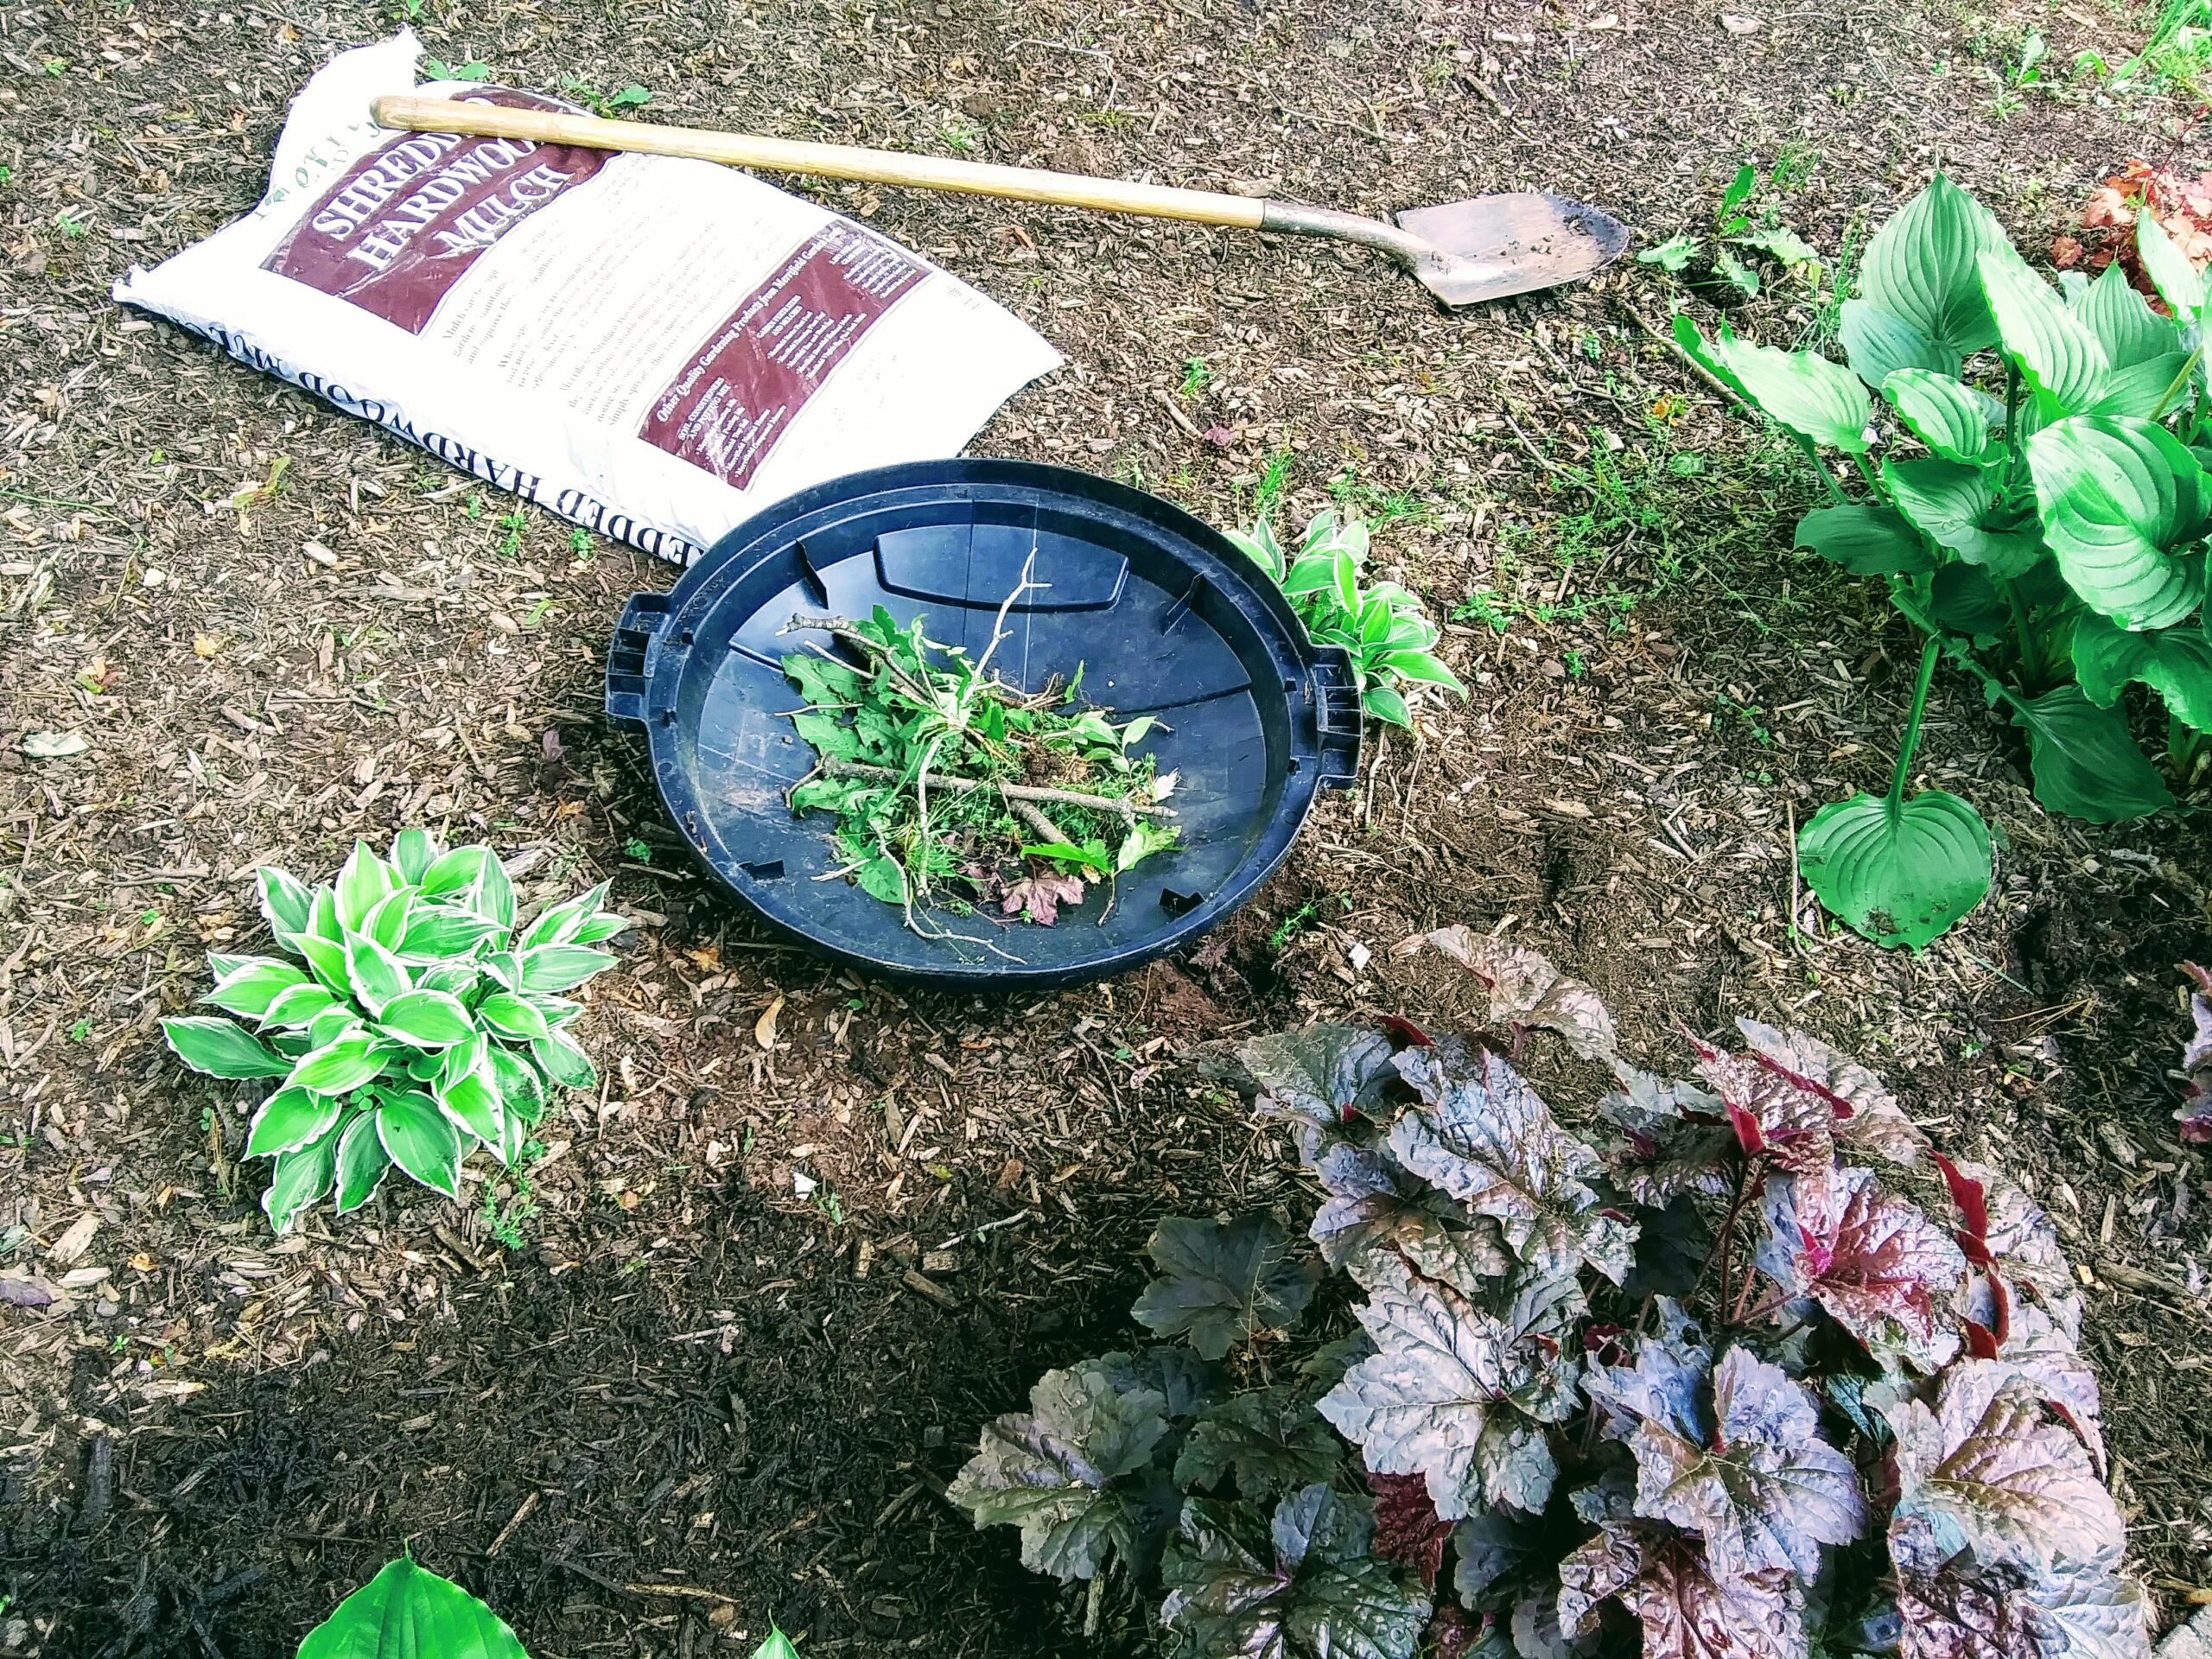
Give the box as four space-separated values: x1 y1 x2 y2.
605 590 673 729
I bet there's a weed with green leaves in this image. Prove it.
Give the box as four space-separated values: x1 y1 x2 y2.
1640 162 1822 299
779 568 1179 937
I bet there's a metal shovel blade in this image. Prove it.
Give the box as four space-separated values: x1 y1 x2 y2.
1393 193 1632 307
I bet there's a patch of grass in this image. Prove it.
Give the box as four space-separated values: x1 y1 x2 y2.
1325 467 1433 530
1179 357 1212 398
2123 0 2212 99
938 115 981 153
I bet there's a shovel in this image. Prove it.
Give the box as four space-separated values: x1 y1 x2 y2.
370 94 1630 307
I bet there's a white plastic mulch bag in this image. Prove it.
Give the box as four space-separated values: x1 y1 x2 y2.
114 32 1062 564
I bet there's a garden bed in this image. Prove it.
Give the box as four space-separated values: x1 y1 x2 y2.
2 0 2209 1651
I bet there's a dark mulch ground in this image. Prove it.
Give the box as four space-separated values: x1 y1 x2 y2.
3 0 2210 1652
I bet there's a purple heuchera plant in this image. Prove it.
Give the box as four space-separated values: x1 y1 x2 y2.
949 938 2140 1659
2177 963 2212 1144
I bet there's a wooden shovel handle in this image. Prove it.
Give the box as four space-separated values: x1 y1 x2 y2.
370 94 1269 230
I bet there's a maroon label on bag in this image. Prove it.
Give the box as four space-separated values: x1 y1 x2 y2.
263 90 609 334
638 223 925 488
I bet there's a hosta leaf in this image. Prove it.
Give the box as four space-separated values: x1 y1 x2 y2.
531 1028 595 1090
1389 1046 1635 1281
417 845 489 898
360 888 415 953
296 1556 529 1659
262 982 339 1030
2025 416 2208 629
2090 353 2194 419
1839 300 1961 390
486 1044 547 1126
1309 1142 1510 1291
2069 259 2181 369
1132 1215 1319 1359
1618 1531 1810 1659
1929 563 2012 638
518 881 613 950
435 1064 505 1146
1979 249 2109 414
334 839 395 932
1760 1165 1966 1368
375 988 475 1049
1794 504 1938 574
289 1033 391 1096
263 1134 338 1234
2069 609 2212 729
1423 929 1618 1063
307 883 345 944
1318 1252 1579 1521
1601 1339 1865 1580
305 1006 363 1052
334 1112 391 1214
1160 1486 1431 1659
1893 1517 2148 1659
2137 211 2206 324
295 931 353 998
1702 328 1871 451
1175 1387 1344 1500
1798 790 1993 950
475 991 549 1041
1884 1361 2125 1577
1885 370 1993 462
948 1358 1174 1581
257 865 314 938
1859 175 2008 357
245 1085 344 1159
1238 1024 1402 1157
398 905 499 963
389 827 440 887
162 1015 292 1079
205 959 309 1020
518 944 616 993
1883 458 2042 576
2010 686 2173 823
376 1090 465 1197
343 930 411 1016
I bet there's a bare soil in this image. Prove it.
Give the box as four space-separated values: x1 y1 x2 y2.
2 0 2209 1653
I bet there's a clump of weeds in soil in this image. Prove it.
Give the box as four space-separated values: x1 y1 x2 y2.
1639 160 1824 301
1685 172 2212 950
161 830 626 1234
951 933 2138 1659
779 567 1180 936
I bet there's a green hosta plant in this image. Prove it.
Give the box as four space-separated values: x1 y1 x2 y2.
1687 172 2212 949
1228 509 1466 729
161 830 625 1234
298 1556 798 1659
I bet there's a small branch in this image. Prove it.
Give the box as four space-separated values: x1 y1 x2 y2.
1008 798 1069 843
818 758 1173 820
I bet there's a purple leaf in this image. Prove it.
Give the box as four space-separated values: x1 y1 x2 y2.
947 1357 1174 1581
1001 868 1085 925
1455 1511 1543 1607
1368 1469 1454 1586
1133 1215 1319 1361
1427 930 1619 1063
1558 1522 1647 1638
1961 1276 2105 1472
1736 1019 1929 1165
1936 1155 2082 1337
1891 1516 2148 1659
1389 1046 1637 1282
1319 1253 1580 1520
1582 1296 1714 1446
1161 1484 1433 1659
1241 1024 1403 1159
1694 1046 1840 1175
1601 1065 1737 1205
1885 1362 2126 1580
1311 1142 1512 1294
1617 1534 1808 1659
1761 1166 1967 1370
1605 1343 1866 1580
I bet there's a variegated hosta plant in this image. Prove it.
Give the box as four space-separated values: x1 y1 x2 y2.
1683 172 2212 951
950 937 2137 1659
161 831 625 1233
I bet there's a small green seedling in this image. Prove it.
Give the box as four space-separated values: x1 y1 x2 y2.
1639 162 1822 298
423 57 492 81
557 74 652 117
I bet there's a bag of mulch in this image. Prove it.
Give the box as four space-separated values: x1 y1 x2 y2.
112 32 1061 564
